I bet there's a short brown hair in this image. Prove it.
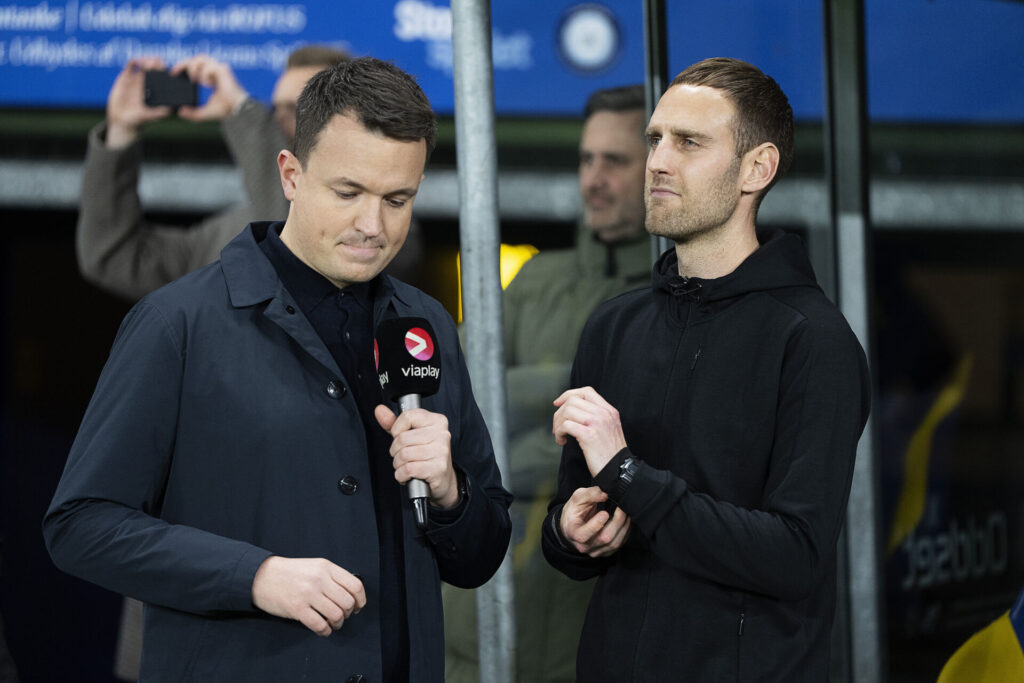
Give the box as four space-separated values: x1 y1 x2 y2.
292 57 437 167
583 84 645 119
672 58 794 195
286 44 349 70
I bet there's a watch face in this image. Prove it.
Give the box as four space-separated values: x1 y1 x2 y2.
619 457 637 480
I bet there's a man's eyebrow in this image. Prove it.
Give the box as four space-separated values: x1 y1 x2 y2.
600 152 630 163
645 125 713 144
388 186 419 199
329 177 419 197
329 176 365 190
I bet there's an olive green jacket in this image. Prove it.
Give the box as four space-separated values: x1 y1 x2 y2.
443 223 651 683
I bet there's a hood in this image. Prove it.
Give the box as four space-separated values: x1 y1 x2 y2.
653 230 822 305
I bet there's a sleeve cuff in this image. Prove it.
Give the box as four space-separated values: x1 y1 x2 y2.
232 545 274 612
93 121 141 156
594 447 633 500
548 501 581 557
427 467 468 526
230 95 253 117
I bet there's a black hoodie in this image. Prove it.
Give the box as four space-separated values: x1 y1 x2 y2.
542 230 870 682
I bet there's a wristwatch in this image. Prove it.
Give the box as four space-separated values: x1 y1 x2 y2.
455 468 469 505
615 456 639 500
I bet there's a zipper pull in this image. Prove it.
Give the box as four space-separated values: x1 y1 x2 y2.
738 611 745 636
690 346 702 371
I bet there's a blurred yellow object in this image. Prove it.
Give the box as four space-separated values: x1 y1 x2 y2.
886 355 972 556
455 244 539 322
937 587 1024 682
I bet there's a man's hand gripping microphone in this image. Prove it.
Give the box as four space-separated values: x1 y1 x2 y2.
374 317 442 529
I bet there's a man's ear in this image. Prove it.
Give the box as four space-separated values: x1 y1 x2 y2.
278 149 302 201
740 142 780 195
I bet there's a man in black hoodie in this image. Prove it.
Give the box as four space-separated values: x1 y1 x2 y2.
541 58 871 681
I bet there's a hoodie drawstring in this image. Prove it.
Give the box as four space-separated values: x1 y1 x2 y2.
668 277 702 301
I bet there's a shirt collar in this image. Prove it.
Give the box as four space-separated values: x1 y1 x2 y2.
259 222 376 315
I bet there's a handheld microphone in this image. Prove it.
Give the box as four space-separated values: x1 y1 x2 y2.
374 317 442 529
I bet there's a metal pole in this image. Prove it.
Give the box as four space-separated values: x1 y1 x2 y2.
641 0 669 117
450 1 516 682
642 0 672 262
822 0 885 680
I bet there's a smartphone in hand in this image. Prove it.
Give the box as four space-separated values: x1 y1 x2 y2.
144 69 197 107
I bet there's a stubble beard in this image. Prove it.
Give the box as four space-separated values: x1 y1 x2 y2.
645 159 741 243
583 189 623 237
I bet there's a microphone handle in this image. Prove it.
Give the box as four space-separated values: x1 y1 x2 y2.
397 394 429 529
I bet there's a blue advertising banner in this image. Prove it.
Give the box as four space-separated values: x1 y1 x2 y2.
0 0 647 114
0 0 1021 120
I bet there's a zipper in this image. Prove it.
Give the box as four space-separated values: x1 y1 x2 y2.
736 609 746 683
690 346 702 371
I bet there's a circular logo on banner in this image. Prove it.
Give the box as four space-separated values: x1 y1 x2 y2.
404 327 435 361
557 4 621 73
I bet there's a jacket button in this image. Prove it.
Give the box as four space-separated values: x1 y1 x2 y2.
346 676 366 683
338 476 359 495
326 380 346 399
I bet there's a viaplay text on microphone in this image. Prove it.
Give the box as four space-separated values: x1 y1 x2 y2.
374 316 442 528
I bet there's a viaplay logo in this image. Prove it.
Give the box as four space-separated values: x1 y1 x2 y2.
404 327 434 361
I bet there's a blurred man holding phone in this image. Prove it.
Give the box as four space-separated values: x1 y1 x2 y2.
77 46 346 300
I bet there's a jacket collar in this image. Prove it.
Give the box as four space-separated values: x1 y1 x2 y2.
220 221 413 317
575 219 651 280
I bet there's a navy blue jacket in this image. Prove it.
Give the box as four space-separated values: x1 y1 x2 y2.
44 222 512 682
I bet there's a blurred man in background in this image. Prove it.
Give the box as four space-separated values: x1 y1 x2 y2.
76 45 347 300
443 85 651 683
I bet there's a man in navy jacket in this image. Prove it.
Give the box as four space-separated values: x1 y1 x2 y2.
542 58 870 681
44 57 511 682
